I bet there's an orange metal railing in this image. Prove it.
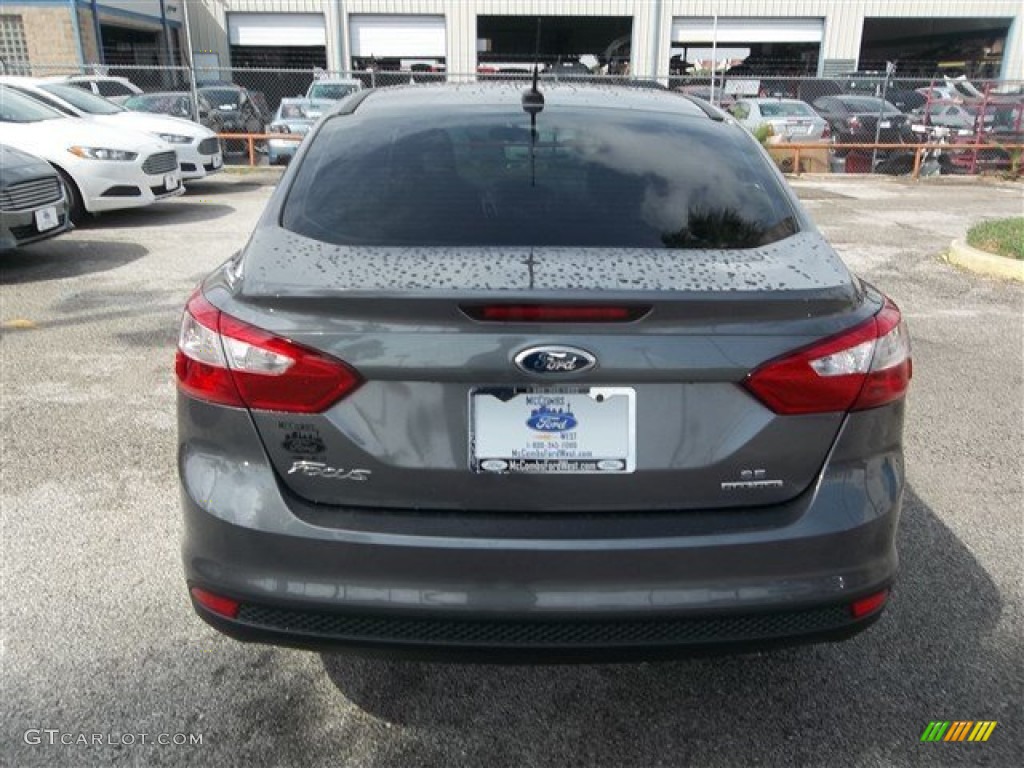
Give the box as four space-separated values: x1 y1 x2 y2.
217 132 304 167
764 141 1023 178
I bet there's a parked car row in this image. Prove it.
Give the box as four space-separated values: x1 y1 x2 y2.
721 87 1021 175
114 77 362 161
1 77 223 181
0 75 226 251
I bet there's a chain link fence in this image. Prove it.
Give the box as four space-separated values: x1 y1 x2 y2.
13 63 1024 176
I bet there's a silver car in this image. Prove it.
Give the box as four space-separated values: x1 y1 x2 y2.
177 84 911 660
266 98 315 165
915 104 995 131
730 98 830 140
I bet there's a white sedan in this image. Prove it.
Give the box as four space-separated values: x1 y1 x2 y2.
1 76 222 181
728 98 830 140
0 84 184 222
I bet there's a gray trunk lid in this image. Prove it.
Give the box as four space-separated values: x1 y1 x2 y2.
209 228 873 512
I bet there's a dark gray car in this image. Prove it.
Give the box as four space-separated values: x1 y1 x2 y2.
1 144 70 251
177 84 911 660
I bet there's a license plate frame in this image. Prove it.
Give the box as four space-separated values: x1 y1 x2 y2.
34 206 59 232
469 386 636 475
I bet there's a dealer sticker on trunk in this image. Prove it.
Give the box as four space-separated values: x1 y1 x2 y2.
469 387 636 474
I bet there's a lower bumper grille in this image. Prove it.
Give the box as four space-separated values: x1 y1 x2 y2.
10 214 67 241
151 185 180 197
235 603 853 647
142 150 178 175
101 185 141 197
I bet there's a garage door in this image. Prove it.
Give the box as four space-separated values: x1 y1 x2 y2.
228 13 326 47
672 18 823 45
349 15 446 58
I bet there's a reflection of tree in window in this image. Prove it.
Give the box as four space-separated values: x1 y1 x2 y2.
661 207 796 249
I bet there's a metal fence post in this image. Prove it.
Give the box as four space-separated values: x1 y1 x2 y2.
871 61 895 173
181 0 200 123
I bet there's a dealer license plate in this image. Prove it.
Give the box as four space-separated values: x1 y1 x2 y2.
164 174 179 191
34 206 59 232
470 387 636 474
879 120 892 129
212 154 222 168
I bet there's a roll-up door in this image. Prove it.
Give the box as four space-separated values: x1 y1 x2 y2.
672 18 823 45
228 13 326 47
349 15 446 58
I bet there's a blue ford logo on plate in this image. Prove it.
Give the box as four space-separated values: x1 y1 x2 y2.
526 405 578 432
515 346 597 375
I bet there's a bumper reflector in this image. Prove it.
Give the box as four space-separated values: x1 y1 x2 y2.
191 587 240 619
850 589 889 619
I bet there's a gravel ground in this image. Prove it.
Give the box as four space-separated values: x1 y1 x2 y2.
1 172 1021 767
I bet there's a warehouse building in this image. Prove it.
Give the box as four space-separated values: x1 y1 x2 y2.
2 1 1020 80
183 0 1022 80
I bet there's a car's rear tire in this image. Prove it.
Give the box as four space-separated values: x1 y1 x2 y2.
54 168 86 225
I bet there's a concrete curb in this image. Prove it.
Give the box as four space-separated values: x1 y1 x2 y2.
947 239 1024 282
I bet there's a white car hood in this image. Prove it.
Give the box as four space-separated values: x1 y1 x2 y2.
96 111 214 140
0 116 174 161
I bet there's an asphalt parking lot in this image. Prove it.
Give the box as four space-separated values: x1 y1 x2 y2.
2 172 1021 767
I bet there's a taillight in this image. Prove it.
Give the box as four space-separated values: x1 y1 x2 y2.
848 116 861 129
175 291 362 413
744 300 911 415
822 122 831 139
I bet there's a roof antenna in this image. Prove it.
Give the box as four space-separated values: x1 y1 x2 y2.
521 18 544 187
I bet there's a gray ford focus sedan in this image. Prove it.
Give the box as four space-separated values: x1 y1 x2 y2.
177 83 911 660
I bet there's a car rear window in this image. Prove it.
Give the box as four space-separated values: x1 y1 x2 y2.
308 83 360 101
97 80 133 97
838 97 901 113
203 89 243 109
759 102 814 117
41 83 123 114
124 94 162 112
283 107 798 249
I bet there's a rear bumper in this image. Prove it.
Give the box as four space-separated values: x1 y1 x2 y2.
267 140 300 163
191 586 885 662
180 397 903 659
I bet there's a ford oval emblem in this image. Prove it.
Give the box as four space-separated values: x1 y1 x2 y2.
515 346 597 375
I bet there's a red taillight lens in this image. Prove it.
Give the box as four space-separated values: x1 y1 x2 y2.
175 291 362 413
822 122 831 139
190 587 240 619
744 300 911 415
464 304 649 323
850 589 889 619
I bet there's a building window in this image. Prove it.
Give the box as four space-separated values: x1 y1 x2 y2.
0 15 30 74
